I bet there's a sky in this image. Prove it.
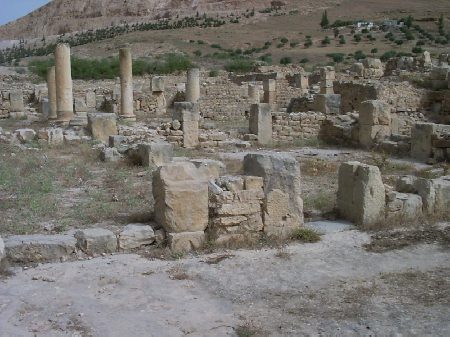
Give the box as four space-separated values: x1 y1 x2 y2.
0 0 50 25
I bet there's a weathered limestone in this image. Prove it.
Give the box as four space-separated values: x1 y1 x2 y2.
75 228 118 255
263 79 277 108
208 176 264 246
337 161 385 227
38 127 64 145
248 84 260 104
87 113 118 143
314 94 341 115
320 66 335 94
294 73 309 94
386 191 423 224
264 189 299 239
100 147 122 162
186 68 200 103
244 153 304 230
119 48 136 121
138 141 173 167
351 63 365 77
4 235 77 264
47 66 57 119
9 90 24 112
0 236 5 267
411 123 450 162
174 102 199 148
167 231 205 253
55 43 74 122
153 162 208 234
14 128 36 143
359 100 391 148
86 91 96 110
249 103 272 145
118 224 155 250
151 76 166 115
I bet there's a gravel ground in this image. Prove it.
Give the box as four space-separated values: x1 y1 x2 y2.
1 222 449 337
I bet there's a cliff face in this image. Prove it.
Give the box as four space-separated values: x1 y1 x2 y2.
0 0 276 39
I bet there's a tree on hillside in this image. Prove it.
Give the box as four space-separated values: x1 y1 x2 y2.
438 14 445 36
405 15 413 28
321 11 329 29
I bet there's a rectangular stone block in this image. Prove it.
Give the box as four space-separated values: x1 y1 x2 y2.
138 141 173 167
249 103 272 145
87 113 118 143
9 90 24 112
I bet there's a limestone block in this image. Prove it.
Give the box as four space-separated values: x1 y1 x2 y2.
244 176 264 190
100 147 122 162
337 161 385 227
153 162 208 233
87 113 118 143
411 123 436 162
47 128 64 145
359 100 391 126
363 58 383 69
359 124 391 148
138 142 173 167
0 236 6 266
109 135 127 148
86 91 96 109
249 103 272 145
40 98 50 118
263 189 299 238
173 102 198 123
263 79 276 92
190 159 226 179
168 231 205 253
433 176 450 213
351 63 365 76
386 192 423 223
74 97 87 113
118 224 155 250
9 90 24 112
314 94 341 115
320 66 336 80
151 76 165 92
15 128 36 143
75 228 118 255
244 153 303 225
5 235 77 264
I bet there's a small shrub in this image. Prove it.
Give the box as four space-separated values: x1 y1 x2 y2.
291 228 321 243
299 58 309 64
280 37 289 43
321 36 331 45
280 56 292 65
209 69 219 77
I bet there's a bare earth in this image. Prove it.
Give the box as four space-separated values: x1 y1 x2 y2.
1 222 449 337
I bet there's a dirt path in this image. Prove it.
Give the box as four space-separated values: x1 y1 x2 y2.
1 222 449 336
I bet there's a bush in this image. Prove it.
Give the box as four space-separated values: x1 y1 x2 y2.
321 36 331 45
280 56 292 65
224 58 254 73
412 46 423 54
354 50 366 60
299 58 309 64
280 37 289 43
326 53 345 63
371 48 378 55
211 43 222 49
380 50 398 62
339 35 346 45
395 39 404 45
353 34 362 42
304 39 313 48
290 41 299 47
193 50 202 57
29 54 193 79
290 228 321 243
209 69 219 77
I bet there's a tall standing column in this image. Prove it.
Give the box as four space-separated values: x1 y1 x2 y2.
55 43 74 122
119 48 136 121
47 66 57 119
186 68 200 103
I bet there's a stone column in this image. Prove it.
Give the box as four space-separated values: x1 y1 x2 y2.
151 76 166 115
186 68 200 103
263 79 276 108
119 48 136 121
249 103 272 145
358 100 391 148
248 84 260 104
174 102 199 148
55 43 74 122
294 73 309 95
47 66 57 119
320 66 335 94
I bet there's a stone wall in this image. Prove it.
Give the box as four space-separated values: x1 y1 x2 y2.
272 111 325 142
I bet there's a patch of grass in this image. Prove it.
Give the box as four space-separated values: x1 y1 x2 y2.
235 325 259 337
290 228 321 243
303 191 335 213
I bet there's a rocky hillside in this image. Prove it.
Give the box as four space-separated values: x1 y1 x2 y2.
0 0 284 39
